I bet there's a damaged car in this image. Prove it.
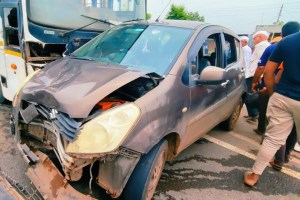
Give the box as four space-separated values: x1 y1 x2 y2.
11 20 247 200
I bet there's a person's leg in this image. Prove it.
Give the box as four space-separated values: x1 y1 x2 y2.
285 124 297 162
274 144 286 164
246 104 259 118
252 93 293 175
244 93 295 186
291 106 300 153
256 93 269 134
245 77 259 118
245 77 253 93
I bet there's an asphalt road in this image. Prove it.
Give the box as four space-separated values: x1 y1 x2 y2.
0 101 299 200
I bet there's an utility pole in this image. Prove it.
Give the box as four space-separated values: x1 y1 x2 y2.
271 5 283 40
276 5 283 25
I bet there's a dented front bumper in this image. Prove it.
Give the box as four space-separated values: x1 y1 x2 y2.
12 104 141 199
27 151 96 200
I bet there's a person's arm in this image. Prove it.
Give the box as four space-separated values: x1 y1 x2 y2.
252 66 264 92
264 61 280 95
252 46 270 92
275 62 284 83
275 69 283 83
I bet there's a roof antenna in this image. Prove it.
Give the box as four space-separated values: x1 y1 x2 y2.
155 0 173 22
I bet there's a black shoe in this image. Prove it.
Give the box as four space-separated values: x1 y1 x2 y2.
253 129 264 135
246 116 258 124
269 160 283 171
285 155 290 163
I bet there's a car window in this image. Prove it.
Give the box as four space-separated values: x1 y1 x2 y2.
191 33 221 76
224 33 237 67
235 38 240 61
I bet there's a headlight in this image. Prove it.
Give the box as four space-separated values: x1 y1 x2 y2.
66 103 141 154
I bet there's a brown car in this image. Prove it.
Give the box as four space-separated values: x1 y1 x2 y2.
11 20 246 200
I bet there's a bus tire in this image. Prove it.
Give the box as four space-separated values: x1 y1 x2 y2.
0 86 5 103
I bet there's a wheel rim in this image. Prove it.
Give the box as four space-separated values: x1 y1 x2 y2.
145 148 167 200
231 100 242 127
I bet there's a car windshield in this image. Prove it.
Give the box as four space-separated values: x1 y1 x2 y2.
72 24 193 75
26 0 146 31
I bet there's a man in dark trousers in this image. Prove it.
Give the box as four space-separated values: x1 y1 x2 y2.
244 30 300 186
252 21 300 135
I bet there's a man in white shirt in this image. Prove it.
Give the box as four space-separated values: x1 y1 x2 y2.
245 31 270 122
240 36 252 92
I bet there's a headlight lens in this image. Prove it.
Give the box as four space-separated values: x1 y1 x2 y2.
66 103 141 154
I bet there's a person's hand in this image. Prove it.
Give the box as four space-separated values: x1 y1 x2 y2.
252 82 259 93
259 87 268 95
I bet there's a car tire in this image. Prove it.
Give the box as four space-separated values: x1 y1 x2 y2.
220 98 243 131
122 139 168 200
0 86 5 103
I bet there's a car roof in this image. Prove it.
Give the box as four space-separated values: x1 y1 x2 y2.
123 19 209 30
149 19 208 29
122 20 239 39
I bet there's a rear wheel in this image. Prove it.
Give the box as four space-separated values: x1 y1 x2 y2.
122 139 168 200
220 98 243 131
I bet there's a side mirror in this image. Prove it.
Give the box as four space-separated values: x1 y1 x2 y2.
195 66 226 85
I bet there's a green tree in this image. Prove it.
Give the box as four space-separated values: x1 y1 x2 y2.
146 13 151 20
187 11 205 22
166 4 204 22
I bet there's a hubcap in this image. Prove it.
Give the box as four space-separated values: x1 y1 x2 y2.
145 148 167 200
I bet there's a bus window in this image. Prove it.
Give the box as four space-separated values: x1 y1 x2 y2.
4 7 19 47
84 0 134 11
26 0 145 32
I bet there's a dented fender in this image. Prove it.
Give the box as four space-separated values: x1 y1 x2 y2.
97 154 140 198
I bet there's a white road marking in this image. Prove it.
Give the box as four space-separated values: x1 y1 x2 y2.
203 135 300 180
229 131 300 166
228 132 261 147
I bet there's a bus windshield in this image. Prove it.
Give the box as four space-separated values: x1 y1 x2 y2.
26 0 146 31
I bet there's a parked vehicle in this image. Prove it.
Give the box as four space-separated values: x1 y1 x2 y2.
0 0 146 102
11 20 247 200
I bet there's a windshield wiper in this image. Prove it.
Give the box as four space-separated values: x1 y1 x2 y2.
81 15 116 26
69 55 94 61
122 18 147 23
60 15 116 37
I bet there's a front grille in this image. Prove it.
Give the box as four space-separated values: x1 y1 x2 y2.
36 105 82 141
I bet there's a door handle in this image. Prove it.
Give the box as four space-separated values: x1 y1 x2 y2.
221 80 229 87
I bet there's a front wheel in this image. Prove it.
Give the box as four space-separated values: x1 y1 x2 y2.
220 98 243 131
122 139 168 200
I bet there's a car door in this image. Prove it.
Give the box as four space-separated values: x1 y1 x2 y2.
179 26 228 150
221 31 245 113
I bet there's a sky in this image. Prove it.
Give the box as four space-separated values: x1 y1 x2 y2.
147 0 300 34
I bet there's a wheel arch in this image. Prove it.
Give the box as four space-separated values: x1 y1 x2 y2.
164 132 181 161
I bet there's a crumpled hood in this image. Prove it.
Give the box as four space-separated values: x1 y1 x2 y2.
20 57 146 118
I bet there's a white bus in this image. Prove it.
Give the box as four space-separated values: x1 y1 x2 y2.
0 0 146 102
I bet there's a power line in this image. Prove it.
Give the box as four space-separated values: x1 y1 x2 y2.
282 9 300 20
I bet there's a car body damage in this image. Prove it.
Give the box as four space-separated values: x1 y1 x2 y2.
12 20 246 199
19 57 148 118
12 61 159 198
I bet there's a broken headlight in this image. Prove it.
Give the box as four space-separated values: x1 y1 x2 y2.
66 103 141 154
